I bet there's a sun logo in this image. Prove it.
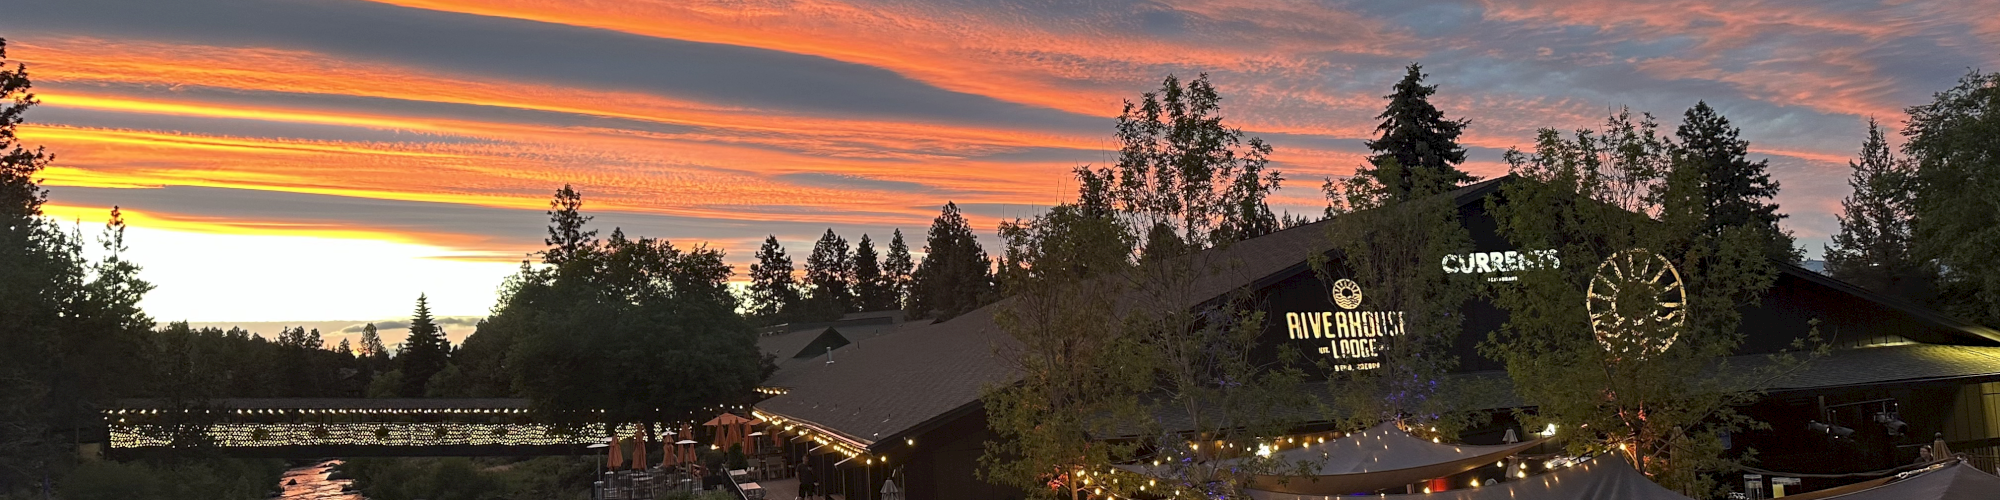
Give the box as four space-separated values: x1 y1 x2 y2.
1330 279 1364 310
1587 248 1686 357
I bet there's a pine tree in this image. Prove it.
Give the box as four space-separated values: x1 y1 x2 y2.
852 234 895 312
1675 102 1798 262
336 338 352 355
884 229 915 309
747 235 802 324
909 202 994 320
539 184 596 265
399 294 450 397
1824 119 1925 298
803 229 854 320
1359 63 1476 202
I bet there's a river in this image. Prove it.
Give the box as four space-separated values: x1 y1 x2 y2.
277 460 363 500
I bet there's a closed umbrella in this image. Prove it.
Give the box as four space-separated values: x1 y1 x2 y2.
631 431 648 470
607 437 625 470
1932 433 1954 460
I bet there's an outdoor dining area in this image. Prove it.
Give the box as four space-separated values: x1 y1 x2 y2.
593 413 797 500
1104 422 2000 500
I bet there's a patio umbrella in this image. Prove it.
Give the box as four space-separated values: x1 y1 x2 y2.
631 431 648 470
607 437 625 470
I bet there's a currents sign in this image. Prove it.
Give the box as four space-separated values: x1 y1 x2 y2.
1283 279 1406 371
1440 249 1560 282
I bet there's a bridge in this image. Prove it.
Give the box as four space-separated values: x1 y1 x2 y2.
104 398 727 458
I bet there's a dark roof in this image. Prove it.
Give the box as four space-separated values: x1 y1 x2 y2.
1763 343 2000 392
1452 343 2000 411
112 398 530 409
754 179 1515 447
1773 261 2000 344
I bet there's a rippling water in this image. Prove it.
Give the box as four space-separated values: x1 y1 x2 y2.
278 460 363 500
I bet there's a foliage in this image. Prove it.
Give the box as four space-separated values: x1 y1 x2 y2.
0 41 167 488
983 73 1309 496
1675 102 1798 262
1310 184 1483 431
852 234 898 312
1099 73 1281 247
1823 118 1928 299
803 228 855 320
982 202 1145 498
908 202 995 320
399 294 451 397
58 459 283 500
479 187 764 432
884 229 916 309
1484 107 1821 497
1905 70 2000 326
539 184 597 266
746 235 802 324
1351 63 1476 206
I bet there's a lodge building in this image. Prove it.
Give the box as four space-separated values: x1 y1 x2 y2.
749 177 2000 499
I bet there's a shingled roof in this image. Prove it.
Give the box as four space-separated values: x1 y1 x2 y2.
753 179 1510 449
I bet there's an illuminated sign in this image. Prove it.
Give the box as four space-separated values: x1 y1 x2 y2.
1440 249 1560 281
1587 248 1685 357
1283 279 1406 371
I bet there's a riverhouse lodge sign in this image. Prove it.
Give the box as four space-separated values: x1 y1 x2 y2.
1284 278 1407 372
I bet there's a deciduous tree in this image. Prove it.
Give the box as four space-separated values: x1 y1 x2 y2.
1905 70 2000 325
1486 110 1819 496
1105 73 1281 247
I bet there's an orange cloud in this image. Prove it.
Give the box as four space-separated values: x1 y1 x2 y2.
349 0 1416 117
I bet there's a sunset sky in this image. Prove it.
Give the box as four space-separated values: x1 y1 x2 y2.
4 0 1996 334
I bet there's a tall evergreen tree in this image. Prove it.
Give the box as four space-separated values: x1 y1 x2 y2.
746 235 801 324
1824 118 1926 298
884 229 915 309
803 229 854 320
1674 102 1799 262
399 294 450 397
909 202 994 320
1905 70 2000 325
1358 63 1475 203
539 184 596 265
852 234 895 312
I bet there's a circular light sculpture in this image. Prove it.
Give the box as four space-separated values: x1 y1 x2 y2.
1587 248 1686 357
1330 279 1364 310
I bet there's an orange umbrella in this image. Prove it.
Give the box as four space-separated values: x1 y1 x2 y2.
631 430 648 470
607 437 625 470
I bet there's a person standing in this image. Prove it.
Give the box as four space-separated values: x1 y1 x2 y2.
797 462 817 500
